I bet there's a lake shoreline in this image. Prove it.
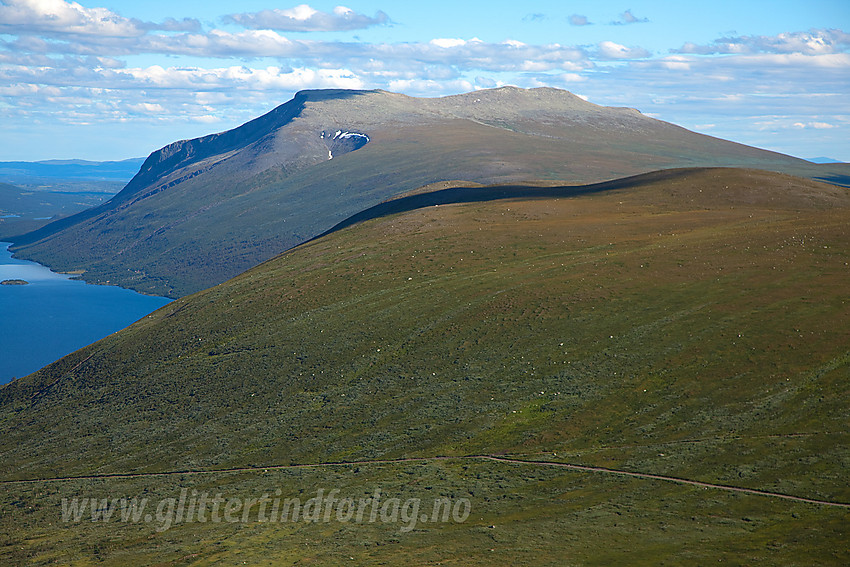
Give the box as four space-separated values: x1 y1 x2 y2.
0 242 171 383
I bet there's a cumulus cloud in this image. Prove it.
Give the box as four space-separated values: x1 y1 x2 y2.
0 60 365 93
387 78 474 96
569 14 591 26
0 0 200 38
122 65 366 92
224 5 389 32
142 29 298 58
1 23 591 75
677 29 850 56
793 121 837 129
430 37 476 49
597 41 650 59
612 9 649 25
0 0 142 37
128 102 166 114
0 62 369 130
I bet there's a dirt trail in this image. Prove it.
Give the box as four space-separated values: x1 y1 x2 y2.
2 454 848 509
478 456 850 508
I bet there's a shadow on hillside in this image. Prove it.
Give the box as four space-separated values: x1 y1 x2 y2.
312 168 698 242
813 174 850 188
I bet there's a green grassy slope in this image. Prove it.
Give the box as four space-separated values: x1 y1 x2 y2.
1 168 848 564
8 87 827 297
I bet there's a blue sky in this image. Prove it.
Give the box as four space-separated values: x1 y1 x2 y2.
1 0 848 162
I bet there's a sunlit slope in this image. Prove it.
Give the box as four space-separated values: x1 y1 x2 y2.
9 87 821 297
1 168 847 514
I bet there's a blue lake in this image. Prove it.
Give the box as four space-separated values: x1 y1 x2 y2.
0 243 172 383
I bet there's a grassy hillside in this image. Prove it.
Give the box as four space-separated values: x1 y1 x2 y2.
9 87 829 297
1 168 848 564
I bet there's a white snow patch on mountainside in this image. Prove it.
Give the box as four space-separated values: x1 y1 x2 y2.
333 130 370 142
323 130 370 160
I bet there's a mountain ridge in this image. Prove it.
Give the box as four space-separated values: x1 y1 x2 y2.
7 87 832 297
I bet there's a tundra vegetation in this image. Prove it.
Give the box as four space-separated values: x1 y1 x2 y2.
1 168 848 565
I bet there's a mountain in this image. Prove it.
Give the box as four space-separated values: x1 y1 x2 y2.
7 87 829 298
807 156 844 164
1 168 848 564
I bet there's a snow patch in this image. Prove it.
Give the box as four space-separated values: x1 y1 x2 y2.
332 130 370 142
321 129 370 160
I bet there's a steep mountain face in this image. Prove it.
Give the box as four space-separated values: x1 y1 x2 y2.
9 87 819 296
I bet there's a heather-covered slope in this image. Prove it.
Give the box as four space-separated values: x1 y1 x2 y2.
9 87 820 297
1 168 847 564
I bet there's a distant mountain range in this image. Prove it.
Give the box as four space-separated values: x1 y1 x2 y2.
0 159 144 239
0 158 145 184
7 87 845 297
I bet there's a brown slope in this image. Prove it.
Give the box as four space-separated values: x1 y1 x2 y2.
1 167 847 484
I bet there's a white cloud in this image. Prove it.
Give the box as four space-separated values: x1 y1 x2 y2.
282 4 318 20
192 115 221 124
597 41 650 60
793 121 837 129
119 64 366 92
224 4 389 32
0 0 141 37
387 78 474 96
0 63 365 104
676 29 850 56
430 38 473 49
1 26 591 75
658 57 691 71
559 73 586 83
502 39 526 48
0 0 200 38
612 9 649 25
731 52 850 69
128 102 165 114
